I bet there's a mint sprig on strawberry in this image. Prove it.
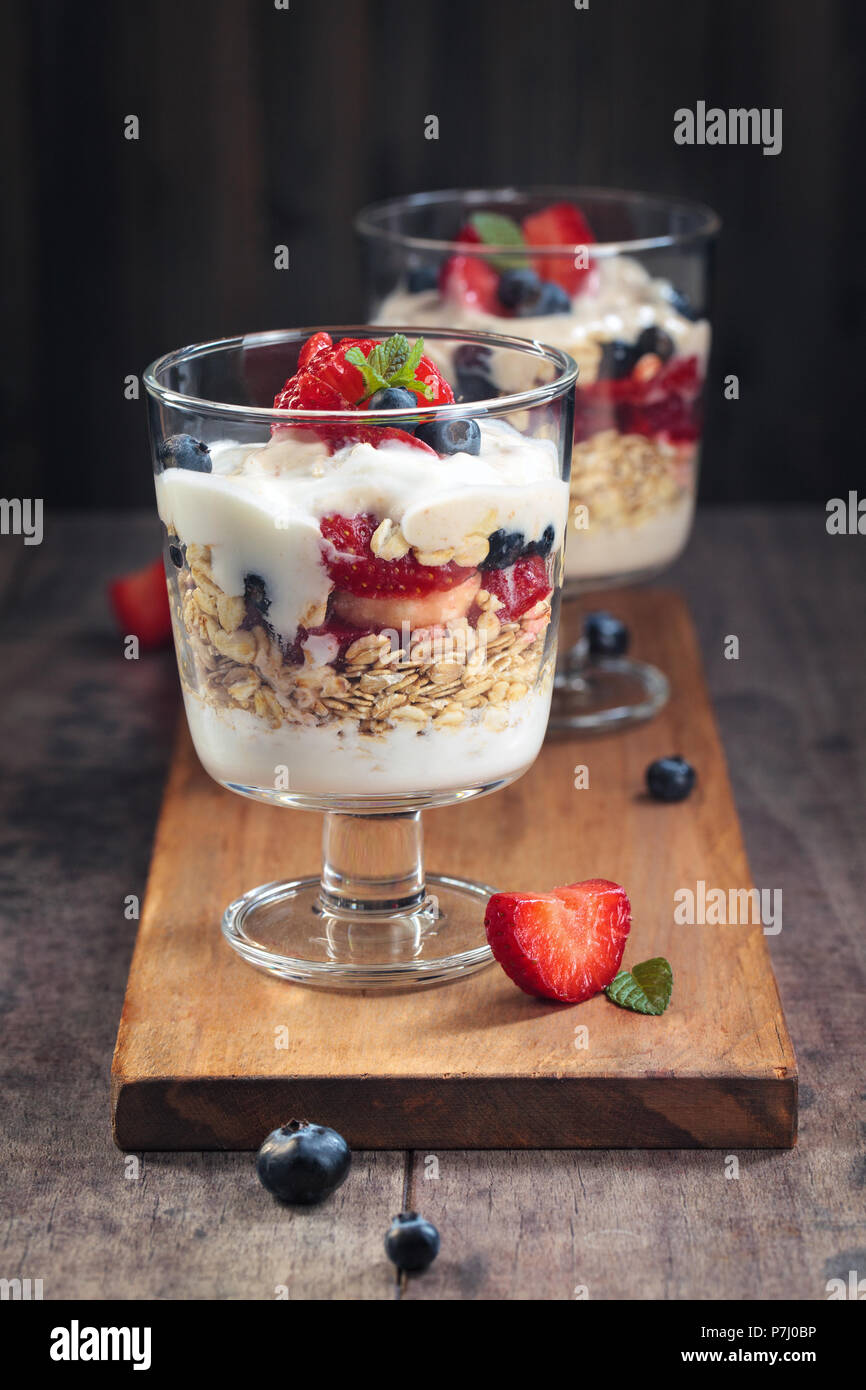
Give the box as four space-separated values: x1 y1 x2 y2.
467 211 527 270
606 957 673 1015
344 333 434 402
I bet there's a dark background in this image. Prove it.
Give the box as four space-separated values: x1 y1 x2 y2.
2 0 862 507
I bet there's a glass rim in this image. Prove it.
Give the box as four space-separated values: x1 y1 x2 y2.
142 325 579 425
354 185 722 257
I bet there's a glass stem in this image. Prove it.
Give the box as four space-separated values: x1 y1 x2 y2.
318 811 426 915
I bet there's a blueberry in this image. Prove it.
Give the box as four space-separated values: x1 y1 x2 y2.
256 1120 351 1205
244 572 270 616
168 540 185 569
454 343 491 372
584 611 629 657
384 1211 440 1273
598 340 639 381
367 386 419 410
157 434 211 473
524 524 555 559
407 265 439 293
480 528 526 570
497 267 542 311
455 369 497 402
453 345 497 402
635 326 675 362
414 417 481 456
533 280 572 315
664 287 699 322
646 755 697 803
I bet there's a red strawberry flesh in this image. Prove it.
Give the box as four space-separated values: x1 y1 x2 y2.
320 513 475 597
273 332 455 449
109 557 172 651
482 556 552 621
438 253 500 312
484 879 631 1003
522 201 595 294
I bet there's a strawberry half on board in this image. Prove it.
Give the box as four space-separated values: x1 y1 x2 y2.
484 879 631 1003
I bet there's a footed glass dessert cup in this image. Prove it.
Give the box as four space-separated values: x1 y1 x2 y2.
143 327 576 987
356 187 720 731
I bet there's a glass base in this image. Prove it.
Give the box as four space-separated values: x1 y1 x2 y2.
548 646 669 733
222 873 495 989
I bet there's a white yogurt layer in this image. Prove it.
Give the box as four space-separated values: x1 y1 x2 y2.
564 492 695 582
380 255 711 390
155 420 568 644
183 683 552 797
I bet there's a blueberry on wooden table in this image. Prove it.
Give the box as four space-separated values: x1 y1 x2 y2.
646 756 697 803
385 1211 441 1272
256 1120 351 1204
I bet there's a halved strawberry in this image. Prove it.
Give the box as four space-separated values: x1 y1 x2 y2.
313 337 381 405
455 222 482 243
412 355 455 407
322 424 437 455
109 557 172 650
333 572 481 630
273 369 346 414
522 202 595 295
320 513 474 596
273 333 455 451
485 879 631 1003
297 330 335 373
438 253 500 312
482 556 551 621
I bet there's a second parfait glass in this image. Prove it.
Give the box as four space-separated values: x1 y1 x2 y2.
144 327 576 987
356 187 720 730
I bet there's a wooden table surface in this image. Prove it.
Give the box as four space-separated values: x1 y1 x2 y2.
2 507 863 1301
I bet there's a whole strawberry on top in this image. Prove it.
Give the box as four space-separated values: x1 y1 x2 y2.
437 202 597 318
273 331 474 455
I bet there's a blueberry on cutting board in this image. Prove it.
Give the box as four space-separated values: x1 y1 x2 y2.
646 756 697 803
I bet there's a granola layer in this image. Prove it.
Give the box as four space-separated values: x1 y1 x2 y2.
171 541 553 739
569 429 695 530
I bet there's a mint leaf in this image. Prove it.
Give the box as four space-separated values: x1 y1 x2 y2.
344 346 388 399
347 334 433 403
469 211 527 270
380 333 411 377
606 957 673 1015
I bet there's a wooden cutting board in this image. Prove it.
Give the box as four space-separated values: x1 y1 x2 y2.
111 589 797 1150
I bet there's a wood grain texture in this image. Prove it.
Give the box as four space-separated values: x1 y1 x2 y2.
2 511 863 1299
111 589 795 1151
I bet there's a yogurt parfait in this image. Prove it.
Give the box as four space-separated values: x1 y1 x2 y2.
357 188 719 591
144 327 577 986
